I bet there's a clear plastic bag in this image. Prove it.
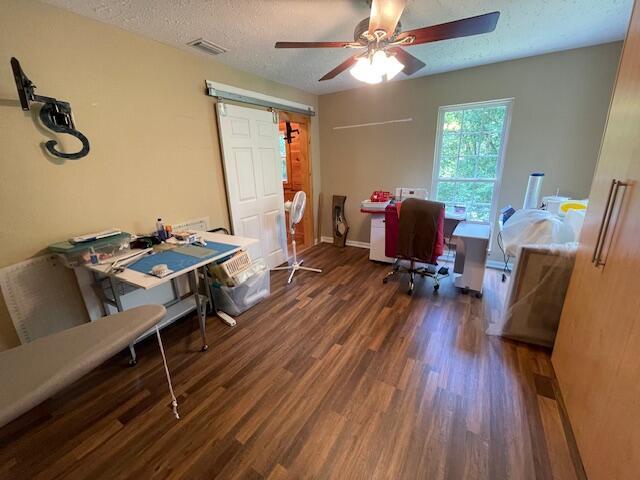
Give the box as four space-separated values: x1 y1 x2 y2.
500 209 575 257
486 242 577 347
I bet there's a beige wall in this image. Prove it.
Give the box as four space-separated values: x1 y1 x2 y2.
319 42 621 263
0 0 320 349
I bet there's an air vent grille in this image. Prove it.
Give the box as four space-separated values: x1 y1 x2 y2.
187 38 227 56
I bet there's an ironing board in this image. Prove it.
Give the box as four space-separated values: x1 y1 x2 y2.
0 304 179 428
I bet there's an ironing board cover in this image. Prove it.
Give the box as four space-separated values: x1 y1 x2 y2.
0 305 166 428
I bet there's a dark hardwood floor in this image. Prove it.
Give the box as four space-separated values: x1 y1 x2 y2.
0 245 579 479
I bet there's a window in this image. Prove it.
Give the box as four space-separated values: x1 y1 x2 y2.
278 133 288 182
431 99 512 223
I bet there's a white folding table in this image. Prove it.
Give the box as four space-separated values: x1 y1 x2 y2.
452 222 491 297
83 231 258 362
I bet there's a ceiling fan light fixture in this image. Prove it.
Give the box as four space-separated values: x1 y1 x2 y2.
276 3 500 84
350 50 404 84
373 50 404 80
350 56 383 84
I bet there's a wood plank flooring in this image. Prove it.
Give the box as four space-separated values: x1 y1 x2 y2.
0 245 579 479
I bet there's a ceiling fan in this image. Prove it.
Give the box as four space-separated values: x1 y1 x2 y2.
275 0 500 84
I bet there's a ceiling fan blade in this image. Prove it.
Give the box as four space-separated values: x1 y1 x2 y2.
319 55 360 81
275 41 356 49
368 0 407 37
388 47 426 76
397 11 500 45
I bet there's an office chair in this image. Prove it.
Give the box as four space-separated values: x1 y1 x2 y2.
383 198 449 295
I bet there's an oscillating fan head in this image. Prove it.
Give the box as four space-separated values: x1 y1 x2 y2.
290 191 307 227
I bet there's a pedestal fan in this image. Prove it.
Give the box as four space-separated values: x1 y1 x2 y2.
273 191 322 284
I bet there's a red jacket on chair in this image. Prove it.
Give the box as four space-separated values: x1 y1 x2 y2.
385 201 445 264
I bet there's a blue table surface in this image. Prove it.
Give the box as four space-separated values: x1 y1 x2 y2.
127 241 238 274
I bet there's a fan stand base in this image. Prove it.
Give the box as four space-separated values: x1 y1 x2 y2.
272 259 323 284
272 238 322 284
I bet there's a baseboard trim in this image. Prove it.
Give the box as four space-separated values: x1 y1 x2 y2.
320 236 370 249
551 374 588 480
486 259 513 271
320 236 513 270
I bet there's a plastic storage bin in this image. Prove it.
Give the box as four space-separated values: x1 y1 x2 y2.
208 250 253 287
48 232 131 268
210 268 270 316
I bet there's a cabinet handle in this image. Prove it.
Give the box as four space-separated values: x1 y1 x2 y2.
592 180 616 264
593 179 629 267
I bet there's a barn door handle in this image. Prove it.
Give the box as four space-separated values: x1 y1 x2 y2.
592 179 628 267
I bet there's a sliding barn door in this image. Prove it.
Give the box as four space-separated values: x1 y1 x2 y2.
216 103 288 268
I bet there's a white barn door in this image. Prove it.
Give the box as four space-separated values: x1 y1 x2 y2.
216 103 288 268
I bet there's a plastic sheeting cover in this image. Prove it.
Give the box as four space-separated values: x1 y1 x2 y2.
486 242 577 347
501 209 575 258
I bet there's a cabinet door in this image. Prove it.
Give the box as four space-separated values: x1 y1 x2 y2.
552 6 640 479
370 216 394 263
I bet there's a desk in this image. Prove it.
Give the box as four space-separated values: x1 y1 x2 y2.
361 205 468 264
83 231 258 362
452 222 491 297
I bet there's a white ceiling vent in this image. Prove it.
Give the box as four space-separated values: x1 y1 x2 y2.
187 38 227 56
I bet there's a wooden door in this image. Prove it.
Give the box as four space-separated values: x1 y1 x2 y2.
552 4 640 478
279 111 314 251
216 103 288 268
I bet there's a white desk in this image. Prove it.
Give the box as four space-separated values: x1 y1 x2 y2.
452 222 491 297
85 232 256 290
361 205 469 264
83 231 258 362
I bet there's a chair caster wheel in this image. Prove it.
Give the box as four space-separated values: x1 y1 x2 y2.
128 359 137 367
201 345 209 352
501 273 507 282
433 284 440 292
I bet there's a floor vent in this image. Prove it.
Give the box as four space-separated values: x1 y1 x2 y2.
187 38 227 55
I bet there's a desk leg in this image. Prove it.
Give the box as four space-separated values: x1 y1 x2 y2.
202 265 237 327
91 271 108 317
128 344 137 366
108 276 124 312
188 269 209 352
109 276 137 365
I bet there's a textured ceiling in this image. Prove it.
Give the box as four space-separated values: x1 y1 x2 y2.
43 0 633 95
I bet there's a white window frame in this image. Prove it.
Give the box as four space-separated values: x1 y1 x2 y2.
431 98 513 227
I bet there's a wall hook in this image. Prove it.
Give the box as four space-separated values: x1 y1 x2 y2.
10 57 90 160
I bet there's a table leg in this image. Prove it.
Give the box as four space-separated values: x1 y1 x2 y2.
202 263 237 327
188 269 209 351
200 266 214 315
109 276 137 365
91 271 108 317
128 343 137 366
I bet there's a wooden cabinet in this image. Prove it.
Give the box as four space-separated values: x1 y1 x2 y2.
552 4 640 479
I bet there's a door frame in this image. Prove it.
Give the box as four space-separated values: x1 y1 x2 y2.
279 110 315 251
